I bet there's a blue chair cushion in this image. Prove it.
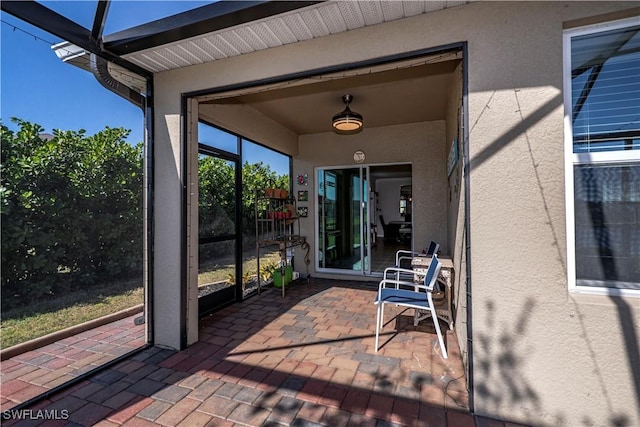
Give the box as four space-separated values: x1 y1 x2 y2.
375 288 430 309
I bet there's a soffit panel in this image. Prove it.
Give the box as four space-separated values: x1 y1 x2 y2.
122 0 470 73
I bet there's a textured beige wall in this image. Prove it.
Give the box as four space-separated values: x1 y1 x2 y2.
153 2 640 425
295 121 446 279
460 4 638 427
152 77 184 349
445 61 469 373
199 103 298 156
459 3 639 426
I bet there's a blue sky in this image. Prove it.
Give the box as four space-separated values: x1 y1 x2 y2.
1 1 289 175
1 5 146 143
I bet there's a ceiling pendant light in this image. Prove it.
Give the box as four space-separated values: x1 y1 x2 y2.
332 94 363 134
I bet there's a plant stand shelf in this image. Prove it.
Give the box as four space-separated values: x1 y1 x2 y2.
255 191 310 297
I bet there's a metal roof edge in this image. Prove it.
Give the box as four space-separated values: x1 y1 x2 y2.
103 1 323 55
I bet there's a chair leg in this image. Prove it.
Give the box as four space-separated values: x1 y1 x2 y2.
430 308 448 359
375 303 382 352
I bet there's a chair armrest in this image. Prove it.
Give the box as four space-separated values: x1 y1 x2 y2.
396 250 420 257
383 266 417 285
383 266 415 277
395 250 421 265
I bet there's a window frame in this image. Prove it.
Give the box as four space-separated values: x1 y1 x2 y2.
563 17 640 298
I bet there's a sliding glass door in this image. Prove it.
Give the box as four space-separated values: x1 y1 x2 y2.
198 148 240 315
317 167 369 274
197 122 242 316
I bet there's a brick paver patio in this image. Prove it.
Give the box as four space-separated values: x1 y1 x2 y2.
1 314 146 411
1 278 528 426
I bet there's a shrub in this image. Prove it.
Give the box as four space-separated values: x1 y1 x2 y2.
1 119 143 309
0 118 290 310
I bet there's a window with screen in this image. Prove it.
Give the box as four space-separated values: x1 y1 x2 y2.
564 18 640 295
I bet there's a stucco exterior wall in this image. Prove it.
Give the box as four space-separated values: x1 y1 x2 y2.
457 4 639 426
153 75 186 348
199 103 298 155
445 61 469 373
152 2 640 425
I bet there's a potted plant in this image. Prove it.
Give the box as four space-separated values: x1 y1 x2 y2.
227 271 251 286
259 261 278 285
272 263 293 288
264 179 277 198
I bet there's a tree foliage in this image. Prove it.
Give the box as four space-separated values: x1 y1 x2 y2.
198 155 289 256
1 119 289 309
240 160 289 237
1 119 143 309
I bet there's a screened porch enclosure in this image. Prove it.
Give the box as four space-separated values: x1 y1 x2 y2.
194 120 294 316
189 48 465 280
183 45 468 385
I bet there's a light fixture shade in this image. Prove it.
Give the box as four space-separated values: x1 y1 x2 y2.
332 94 363 134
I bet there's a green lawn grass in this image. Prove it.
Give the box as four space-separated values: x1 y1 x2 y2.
1 279 144 349
1 250 282 349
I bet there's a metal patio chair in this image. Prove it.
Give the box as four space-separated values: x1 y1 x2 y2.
388 240 439 283
374 254 447 358
395 240 439 269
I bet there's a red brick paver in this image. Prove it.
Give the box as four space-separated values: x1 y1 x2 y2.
0 314 145 411
1 279 530 426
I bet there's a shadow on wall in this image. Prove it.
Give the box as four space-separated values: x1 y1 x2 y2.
570 293 638 427
585 175 640 426
471 88 639 426
474 299 540 417
476 292 636 427
606 294 640 426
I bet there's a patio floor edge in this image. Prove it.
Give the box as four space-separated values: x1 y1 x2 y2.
0 304 144 360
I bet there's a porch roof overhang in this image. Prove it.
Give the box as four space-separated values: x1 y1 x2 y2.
105 0 469 74
2 1 469 76
2 0 468 133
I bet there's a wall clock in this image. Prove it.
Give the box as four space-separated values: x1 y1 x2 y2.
353 150 365 164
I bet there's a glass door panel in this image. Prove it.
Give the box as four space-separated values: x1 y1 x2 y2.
362 168 370 274
317 167 364 272
198 151 239 315
317 169 334 269
318 165 412 276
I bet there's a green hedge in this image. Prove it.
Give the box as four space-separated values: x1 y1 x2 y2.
1 119 143 310
1 119 289 310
